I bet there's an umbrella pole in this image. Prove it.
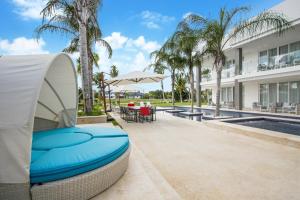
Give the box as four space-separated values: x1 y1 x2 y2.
100 72 107 113
108 84 112 111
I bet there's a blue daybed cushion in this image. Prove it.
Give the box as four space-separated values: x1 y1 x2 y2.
30 127 129 183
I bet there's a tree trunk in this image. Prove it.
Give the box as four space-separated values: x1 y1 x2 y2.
88 56 94 107
215 68 222 116
171 70 175 107
79 22 92 113
189 66 194 113
179 91 183 103
161 80 165 101
196 66 202 107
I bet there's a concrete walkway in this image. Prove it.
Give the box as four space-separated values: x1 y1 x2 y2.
92 112 300 200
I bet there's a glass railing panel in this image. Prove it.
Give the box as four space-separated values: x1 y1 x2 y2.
257 50 300 72
221 66 235 78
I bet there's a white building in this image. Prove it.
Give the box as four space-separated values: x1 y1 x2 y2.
200 0 300 112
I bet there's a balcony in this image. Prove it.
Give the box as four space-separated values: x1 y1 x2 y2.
242 50 300 75
222 66 235 79
201 66 235 83
202 73 212 82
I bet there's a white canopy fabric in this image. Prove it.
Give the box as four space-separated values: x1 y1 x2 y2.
111 85 141 93
105 71 165 86
0 53 77 184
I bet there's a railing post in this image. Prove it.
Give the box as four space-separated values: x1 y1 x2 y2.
234 48 243 110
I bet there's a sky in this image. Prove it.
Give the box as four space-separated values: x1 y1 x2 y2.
0 0 282 92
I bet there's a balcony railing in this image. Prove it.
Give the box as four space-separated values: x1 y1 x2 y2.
222 66 235 78
202 74 212 82
201 66 235 83
241 50 300 75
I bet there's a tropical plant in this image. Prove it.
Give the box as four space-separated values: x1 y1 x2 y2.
175 73 187 103
150 43 185 106
110 65 119 78
37 0 112 114
146 58 167 101
186 7 290 116
171 24 205 112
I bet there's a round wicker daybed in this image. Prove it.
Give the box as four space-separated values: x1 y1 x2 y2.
0 54 130 200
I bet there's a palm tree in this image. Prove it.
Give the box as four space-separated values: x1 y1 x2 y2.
146 59 167 101
175 73 187 103
110 65 119 78
151 40 185 106
171 23 205 112
186 7 290 116
37 0 111 114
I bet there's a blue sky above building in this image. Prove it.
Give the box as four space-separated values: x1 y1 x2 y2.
0 0 282 91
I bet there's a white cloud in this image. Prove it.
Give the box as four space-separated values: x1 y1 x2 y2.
103 32 161 54
12 0 47 20
103 32 128 50
182 12 193 19
139 10 175 29
0 37 48 55
94 32 161 79
143 21 160 29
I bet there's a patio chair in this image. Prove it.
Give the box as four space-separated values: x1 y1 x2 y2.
275 102 283 113
128 103 135 107
282 102 290 113
140 101 145 107
151 106 157 121
123 107 135 122
257 64 267 71
286 103 297 114
146 101 151 107
139 107 151 123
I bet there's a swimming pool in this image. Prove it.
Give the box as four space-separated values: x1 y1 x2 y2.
171 107 300 121
225 118 300 136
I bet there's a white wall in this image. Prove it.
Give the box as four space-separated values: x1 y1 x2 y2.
243 82 259 109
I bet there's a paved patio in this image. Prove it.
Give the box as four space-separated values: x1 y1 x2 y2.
94 112 300 200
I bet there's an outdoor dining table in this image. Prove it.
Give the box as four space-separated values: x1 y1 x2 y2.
127 106 155 122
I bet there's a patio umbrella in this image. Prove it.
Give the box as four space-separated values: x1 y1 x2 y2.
111 85 141 106
111 84 141 93
105 71 165 86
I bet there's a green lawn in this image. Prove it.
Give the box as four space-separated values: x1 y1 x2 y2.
115 98 192 107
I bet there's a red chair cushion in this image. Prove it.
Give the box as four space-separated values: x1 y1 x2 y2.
140 107 150 116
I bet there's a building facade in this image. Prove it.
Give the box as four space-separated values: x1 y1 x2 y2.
200 0 300 112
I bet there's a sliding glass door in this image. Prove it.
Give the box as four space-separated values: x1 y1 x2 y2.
279 82 289 104
289 81 300 104
269 83 277 106
221 87 234 103
260 84 268 106
260 81 300 107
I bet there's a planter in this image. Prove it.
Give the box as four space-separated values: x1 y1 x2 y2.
77 115 107 124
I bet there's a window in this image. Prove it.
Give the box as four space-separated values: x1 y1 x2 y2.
221 87 234 103
289 81 300 104
269 83 277 106
290 41 300 66
258 50 268 66
279 45 288 55
224 59 235 69
279 82 289 104
260 84 268 106
268 48 277 67
221 88 227 102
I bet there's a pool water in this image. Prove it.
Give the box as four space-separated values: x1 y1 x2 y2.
227 118 300 136
171 107 300 122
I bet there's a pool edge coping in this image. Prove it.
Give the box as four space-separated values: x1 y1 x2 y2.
203 117 300 149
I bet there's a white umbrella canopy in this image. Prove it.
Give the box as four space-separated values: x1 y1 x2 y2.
105 71 165 86
111 84 141 93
